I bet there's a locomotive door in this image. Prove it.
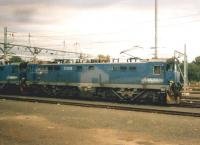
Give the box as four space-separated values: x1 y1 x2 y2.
19 62 28 92
19 62 27 81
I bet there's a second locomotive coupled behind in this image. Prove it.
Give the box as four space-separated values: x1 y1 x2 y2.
0 58 182 105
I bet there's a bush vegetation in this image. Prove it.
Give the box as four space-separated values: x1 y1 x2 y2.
188 56 200 82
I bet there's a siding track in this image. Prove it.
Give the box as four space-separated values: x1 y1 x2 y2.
0 94 200 117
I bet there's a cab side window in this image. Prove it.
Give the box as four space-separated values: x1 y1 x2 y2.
0 66 4 71
166 63 174 71
153 66 162 75
88 66 95 70
12 66 19 74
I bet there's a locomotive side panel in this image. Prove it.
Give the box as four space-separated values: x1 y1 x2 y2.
0 64 20 84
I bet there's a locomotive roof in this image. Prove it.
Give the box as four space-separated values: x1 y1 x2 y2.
147 58 168 62
30 59 168 65
0 58 170 66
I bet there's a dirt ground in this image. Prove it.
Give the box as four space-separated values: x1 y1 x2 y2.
0 99 199 145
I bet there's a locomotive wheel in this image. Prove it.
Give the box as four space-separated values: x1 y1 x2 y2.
44 86 57 97
20 86 28 95
0 84 4 89
159 92 167 105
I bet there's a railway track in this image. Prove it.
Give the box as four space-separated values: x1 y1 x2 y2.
180 99 200 108
180 86 200 108
0 94 200 117
180 95 200 108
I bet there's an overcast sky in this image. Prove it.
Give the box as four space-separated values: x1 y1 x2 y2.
0 0 200 61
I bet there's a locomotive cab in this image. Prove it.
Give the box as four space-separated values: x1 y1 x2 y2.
145 59 182 104
165 59 182 104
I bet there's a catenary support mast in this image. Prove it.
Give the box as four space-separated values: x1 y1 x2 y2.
184 44 188 91
154 0 158 59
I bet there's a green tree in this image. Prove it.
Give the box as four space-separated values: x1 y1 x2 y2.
194 56 200 65
188 56 200 82
98 55 110 63
9 56 24 63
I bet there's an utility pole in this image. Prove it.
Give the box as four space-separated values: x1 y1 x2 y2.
184 44 188 91
27 32 38 63
28 32 31 46
3 27 8 61
2 27 15 61
4 27 7 53
29 33 35 63
154 0 158 59
63 40 65 49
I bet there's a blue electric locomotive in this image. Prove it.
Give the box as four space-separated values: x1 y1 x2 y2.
0 58 182 104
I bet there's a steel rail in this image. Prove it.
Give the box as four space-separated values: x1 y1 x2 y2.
0 94 200 117
180 98 200 108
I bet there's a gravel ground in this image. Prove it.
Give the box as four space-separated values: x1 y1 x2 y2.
0 99 199 145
